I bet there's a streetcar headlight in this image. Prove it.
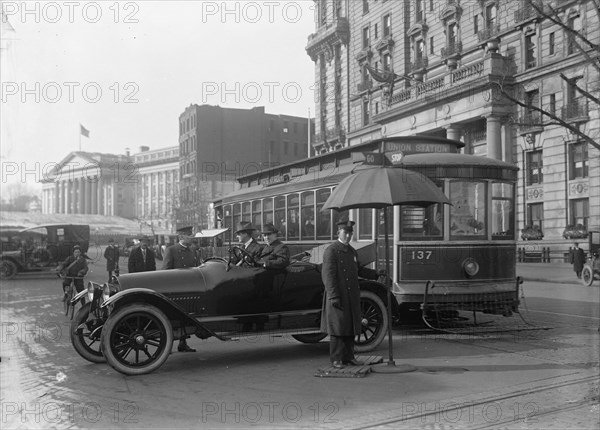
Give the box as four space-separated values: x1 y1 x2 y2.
87 282 96 303
462 258 479 277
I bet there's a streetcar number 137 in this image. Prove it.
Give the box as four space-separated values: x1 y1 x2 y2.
411 250 432 260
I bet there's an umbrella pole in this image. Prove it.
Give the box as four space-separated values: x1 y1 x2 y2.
384 207 394 366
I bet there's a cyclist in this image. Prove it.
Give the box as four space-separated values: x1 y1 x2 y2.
57 245 88 302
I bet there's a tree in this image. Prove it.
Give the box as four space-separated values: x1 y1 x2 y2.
492 0 600 151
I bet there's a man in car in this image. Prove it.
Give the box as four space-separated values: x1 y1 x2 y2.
128 236 156 273
161 229 200 352
320 217 379 369
57 245 88 302
232 221 263 266
256 223 289 270
104 238 120 282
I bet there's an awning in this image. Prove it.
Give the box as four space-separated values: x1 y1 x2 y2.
194 228 230 239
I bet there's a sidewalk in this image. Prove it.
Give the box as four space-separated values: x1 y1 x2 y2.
517 262 591 285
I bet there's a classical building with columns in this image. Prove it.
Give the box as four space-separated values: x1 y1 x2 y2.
306 0 599 240
41 152 136 217
132 146 179 232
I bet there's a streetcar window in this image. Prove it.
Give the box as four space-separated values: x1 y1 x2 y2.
232 203 241 242
301 191 316 240
252 200 262 234
358 208 373 240
400 204 443 240
222 205 232 233
316 189 333 240
263 198 274 227
274 196 286 238
491 183 514 239
287 194 300 240
449 181 487 239
242 202 251 221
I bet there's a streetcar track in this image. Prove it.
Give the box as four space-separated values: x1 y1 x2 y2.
347 374 598 430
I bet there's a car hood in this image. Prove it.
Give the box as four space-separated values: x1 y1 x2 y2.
117 267 206 294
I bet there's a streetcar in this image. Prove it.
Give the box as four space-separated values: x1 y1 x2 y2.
214 136 519 319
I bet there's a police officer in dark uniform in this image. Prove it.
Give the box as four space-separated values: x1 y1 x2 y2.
320 217 379 368
161 227 199 352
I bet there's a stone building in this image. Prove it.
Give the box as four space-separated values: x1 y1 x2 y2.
177 104 313 229
306 0 599 241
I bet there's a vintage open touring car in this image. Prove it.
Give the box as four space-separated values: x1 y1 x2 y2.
70 244 389 375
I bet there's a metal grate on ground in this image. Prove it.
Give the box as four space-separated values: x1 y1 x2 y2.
314 355 383 378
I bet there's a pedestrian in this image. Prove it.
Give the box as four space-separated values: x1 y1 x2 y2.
256 223 289 269
570 242 585 279
103 238 120 282
161 228 199 352
127 237 156 273
57 245 88 302
232 221 263 265
320 217 379 369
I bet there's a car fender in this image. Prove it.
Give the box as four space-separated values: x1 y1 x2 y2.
1 254 25 271
101 288 222 340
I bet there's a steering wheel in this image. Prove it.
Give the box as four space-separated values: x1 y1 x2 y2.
229 246 258 267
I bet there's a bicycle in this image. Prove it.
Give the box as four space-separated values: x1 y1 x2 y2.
58 273 85 320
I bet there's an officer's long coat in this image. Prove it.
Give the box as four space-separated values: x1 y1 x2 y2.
320 240 377 336
161 243 199 270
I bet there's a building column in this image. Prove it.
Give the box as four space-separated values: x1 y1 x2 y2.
77 178 85 213
485 115 502 160
70 179 76 214
85 180 92 214
445 125 465 153
54 182 60 213
501 118 513 164
61 181 66 213
91 179 98 214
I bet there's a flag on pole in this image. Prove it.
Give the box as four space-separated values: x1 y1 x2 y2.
80 124 90 138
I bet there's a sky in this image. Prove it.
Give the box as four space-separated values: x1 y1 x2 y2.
1 1 317 190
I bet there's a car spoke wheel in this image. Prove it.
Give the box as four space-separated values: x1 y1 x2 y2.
0 260 18 280
70 303 105 363
582 266 594 286
355 290 388 353
101 304 173 375
292 333 327 344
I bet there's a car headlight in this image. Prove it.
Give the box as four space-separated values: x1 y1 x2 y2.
462 258 479 277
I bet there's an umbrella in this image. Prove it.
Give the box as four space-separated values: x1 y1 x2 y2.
322 165 451 368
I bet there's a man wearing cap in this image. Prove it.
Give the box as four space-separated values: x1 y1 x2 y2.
57 245 88 302
103 238 120 282
161 231 200 352
128 237 157 273
256 223 290 270
321 217 379 368
232 221 263 265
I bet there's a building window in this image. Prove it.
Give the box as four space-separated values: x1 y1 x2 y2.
334 0 342 18
383 14 391 37
567 14 581 55
363 0 369 14
548 93 556 115
473 14 478 34
416 0 424 22
293 122 298 133
485 3 497 29
527 203 544 231
569 142 588 179
362 26 370 48
566 75 582 105
283 141 289 155
374 23 379 39
525 89 539 117
525 33 536 69
415 38 425 63
382 52 392 71
319 0 327 26
362 98 370 126
430 36 434 54
570 198 589 227
526 150 543 185
548 32 555 55
429 0 434 11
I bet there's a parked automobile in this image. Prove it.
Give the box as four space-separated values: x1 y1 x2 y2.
0 224 90 280
582 231 600 286
70 244 389 375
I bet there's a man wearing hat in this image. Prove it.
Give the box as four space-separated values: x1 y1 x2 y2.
256 223 290 270
232 221 263 265
320 216 379 368
103 238 120 282
57 245 89 302
161 228 200 353
128 236 157 273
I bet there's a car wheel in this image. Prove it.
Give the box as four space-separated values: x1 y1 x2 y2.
101 303 173 376
355 290 388 353
582 266 594 286
292 333 327 344
0 260 18 280
70 303 105 363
